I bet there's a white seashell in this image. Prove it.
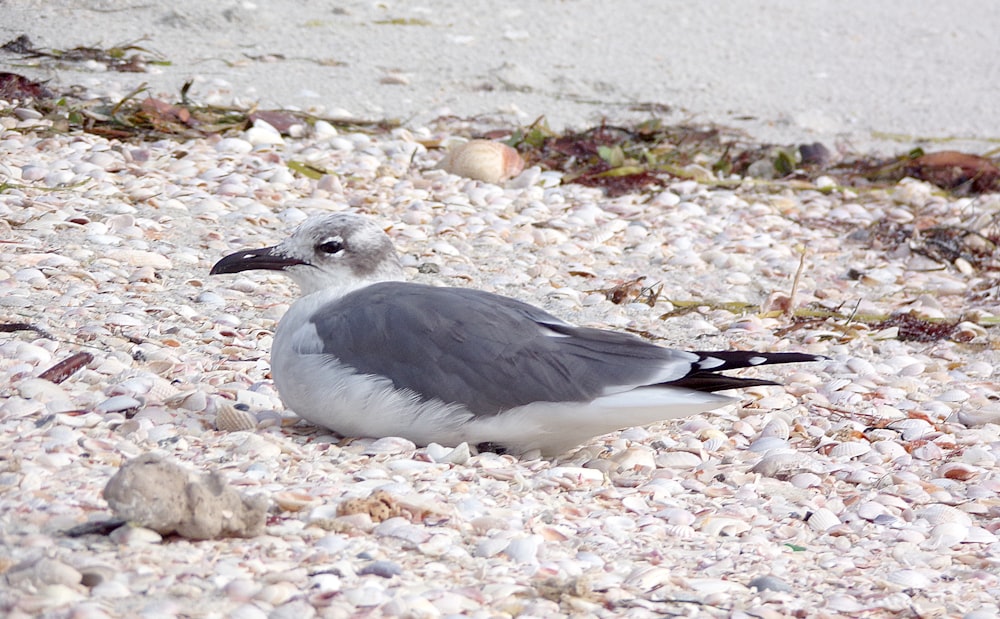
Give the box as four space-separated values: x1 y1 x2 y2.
697 516 751 537
363 436 417 455
95 395 143 414
748 436 790 453
215 402 258 432
957 405 1000 427
759 418 790 440
965 527 999 544
502 535 542 564
918 504 972 527
923 522 969 549
625 565 674 591
253 582 297 606
828 441 871 459
911 442 944 461
856 502 887 520
245 119 284 146
885 569 932 589
437 140 524 184
663 524 696 539
789 472 821 488
807 507 840 532
612 445 656 471
654 451 702 468
701 437 727 452
655 508 696 526
887 418 934 441
17 378 70 403
683 578 746 594
165 390 208 411
273 491 319 512
871 440 907 460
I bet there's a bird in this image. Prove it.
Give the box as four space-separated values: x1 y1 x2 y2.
210 213 822 456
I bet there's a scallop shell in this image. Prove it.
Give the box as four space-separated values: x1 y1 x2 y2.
918 504 972 527
215 401 258 432
663 524 696 539
828 440 872 459
923 522 969 549
807 507 840 532
759 418 790 440
437 139 524 184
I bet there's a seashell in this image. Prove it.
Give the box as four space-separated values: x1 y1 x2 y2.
437 139 524 184
165 389 208 411
789 472 821 488
871 440 907 460
827 440 871 459
503 535 542 564
956 405 1000 427
701 437 727 452
965 527 999 544
887 418 934 441
807 507 840 532
748 575 793 593
17 378 70 403
363 436 417 455
911 442 944 461
625 565 674 591
935 462 978 481
856 501 887 521
612 445 656 471
253 581 297 606
654 450 702 469
697 516 751 537
759 418 790 440
663 524 696 539
95 395 143 415
918 504 972 527
272 491 318 513
748 436 790 453
923 522 969 549
213 401 258 432
885 569 931 589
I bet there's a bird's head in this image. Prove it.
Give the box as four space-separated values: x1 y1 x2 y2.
210 213 405 296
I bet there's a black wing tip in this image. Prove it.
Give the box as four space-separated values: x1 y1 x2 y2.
671 351 825 393
693 351 826 371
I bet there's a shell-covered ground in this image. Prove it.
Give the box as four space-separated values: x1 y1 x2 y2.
1 105 999 618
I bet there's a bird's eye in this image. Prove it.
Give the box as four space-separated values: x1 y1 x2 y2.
316 239 344 254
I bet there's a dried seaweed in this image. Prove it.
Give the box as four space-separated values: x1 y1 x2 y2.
0 71 53 100
3 80 398 143
872 312 958 342
1 35 169 73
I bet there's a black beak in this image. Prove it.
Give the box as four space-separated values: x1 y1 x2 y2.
210 246 305 275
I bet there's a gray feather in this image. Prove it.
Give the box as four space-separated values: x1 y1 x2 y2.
308 282 692 415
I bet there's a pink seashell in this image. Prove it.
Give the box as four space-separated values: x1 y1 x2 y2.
437 139 524 184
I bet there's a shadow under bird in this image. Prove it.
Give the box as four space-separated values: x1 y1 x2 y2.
210 213 822 456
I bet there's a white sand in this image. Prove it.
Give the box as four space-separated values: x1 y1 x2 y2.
2 0 998 154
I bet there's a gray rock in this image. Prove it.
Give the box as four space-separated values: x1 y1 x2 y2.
102 453 268 539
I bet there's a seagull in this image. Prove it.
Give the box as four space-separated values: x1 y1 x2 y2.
211 213 821 456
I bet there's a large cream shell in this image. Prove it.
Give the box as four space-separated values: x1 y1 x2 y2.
437 139 524 184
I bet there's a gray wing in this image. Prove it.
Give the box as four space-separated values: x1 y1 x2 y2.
307 282 695 415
